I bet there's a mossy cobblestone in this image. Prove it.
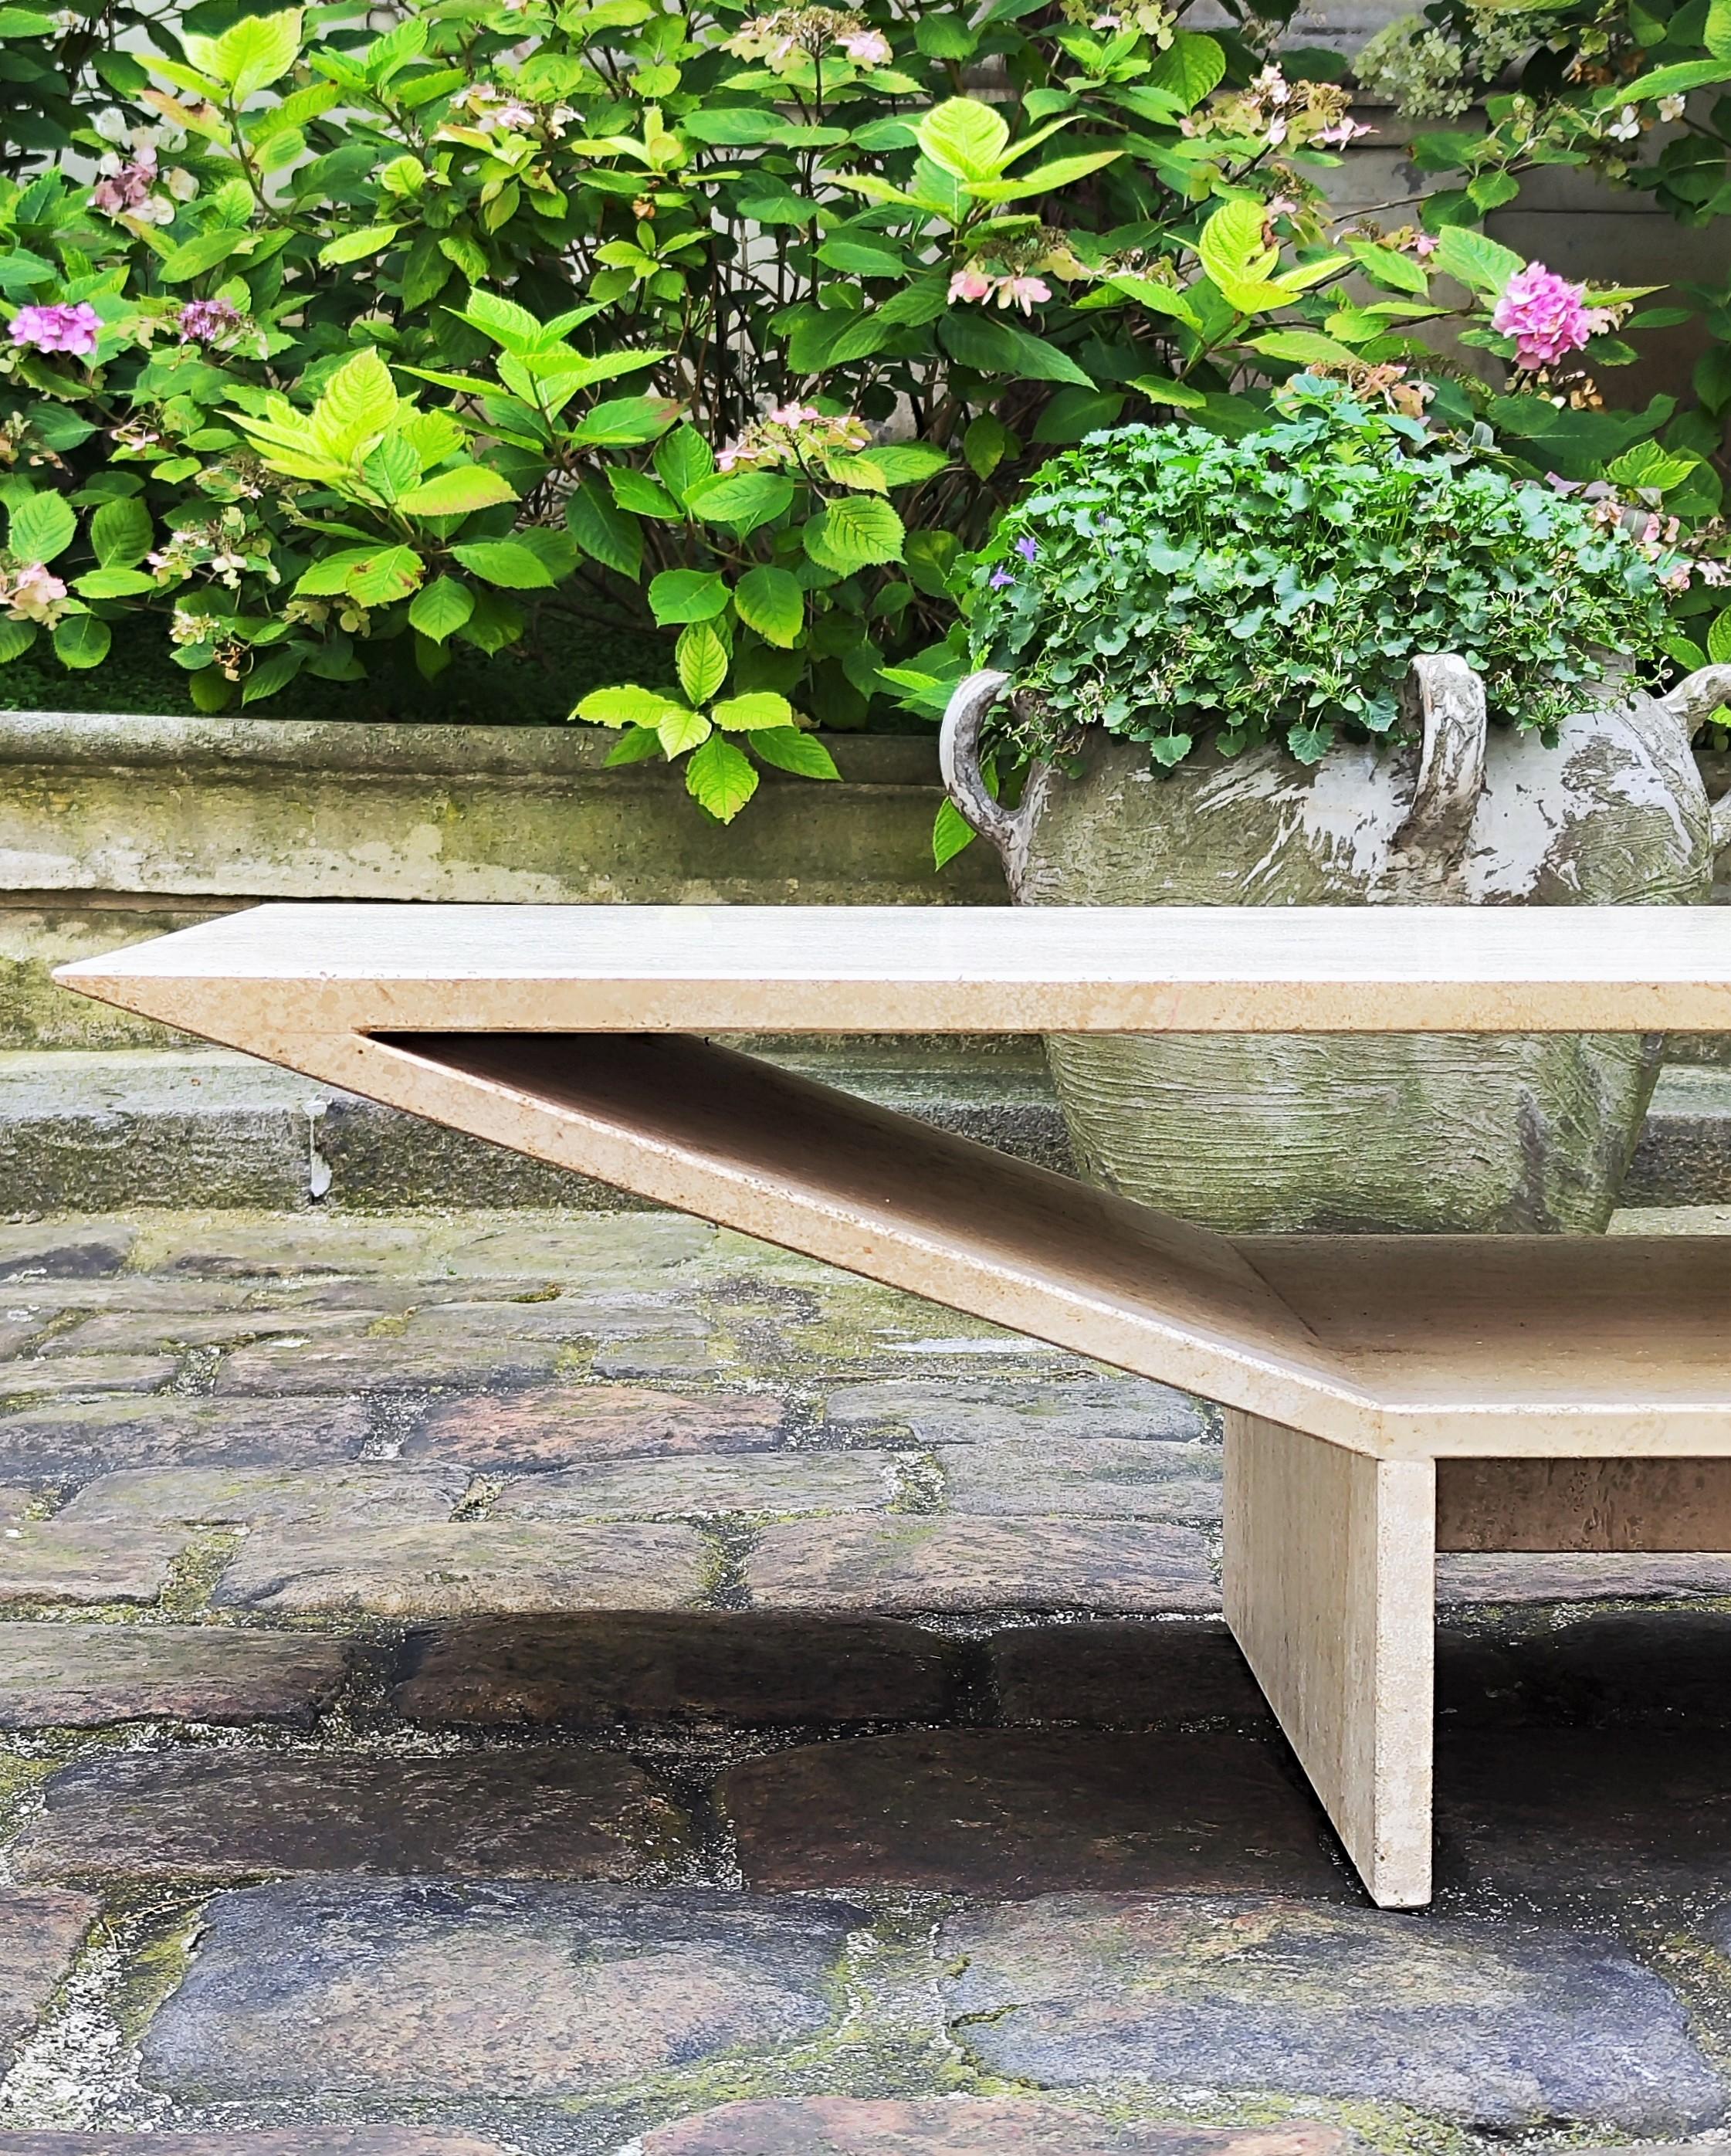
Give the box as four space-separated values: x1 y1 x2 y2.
1 1209 1730 2151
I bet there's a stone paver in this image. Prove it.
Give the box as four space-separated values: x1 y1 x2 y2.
1489 1607 1731 1724
37 1308 381 1354
0 1356 177 1400
638 2100 1356 2155
213 1521 712 1615
141 1879 860 2099
990 1621 1272 1725
215 1337 564 1395
10 1747 687 1885
55 1463 467 1531
938 1438 1223 1519
0 1519 192 1605
0 1396 374 1477
943 1894 1728 2131
0 1888 100 2066
825 1378 1211 1444
0 1622 347 1727
749 1517 1217 1613
395 1612 960 1726
1439 1552 1731 1602
491 1453 893 1520
404 1383 786 1465
0 1225 135 1279
1435 1730 1731 1908
0 2137 515 2154
726 1730 1341 1896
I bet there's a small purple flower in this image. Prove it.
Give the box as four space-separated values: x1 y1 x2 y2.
1015 534 1038 563
8 301 100 358
989 565 1016 589
177 296 242 346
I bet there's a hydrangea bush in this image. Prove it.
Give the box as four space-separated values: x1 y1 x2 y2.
968 377 1689 771
0 0 1719 818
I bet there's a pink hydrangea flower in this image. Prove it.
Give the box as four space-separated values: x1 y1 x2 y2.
948 268 994 303
1491 263 1596 371
9 302 100 358
177 296 243 346
837 25 889 64
998 274 1050 314
5 564 70 624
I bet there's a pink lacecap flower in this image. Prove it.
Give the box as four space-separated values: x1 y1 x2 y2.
948 268 994 304
8 302 100 358
1491 262 1596 370
764 401 823 427
1316 116 1371 146
91 144 158 217
178 297 242 345
8 564 69 622
1411 232 1439 258
999 275 1050 314
838 26 890 65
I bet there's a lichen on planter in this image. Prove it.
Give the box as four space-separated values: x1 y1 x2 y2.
942 659 1731 1235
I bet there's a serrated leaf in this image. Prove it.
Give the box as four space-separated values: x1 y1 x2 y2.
240 649 303 705
653 425 716 504
1198 197 1278 292
53 612 110 670
603 725 663 766
750 726 839 779
408 575 475 642
159 229 252 284
449 539 556 589
803 494 906 574
686 470 794 530
1249 328 1363 366
1709 0 1731 59
932 794 976 869
734 564 803 648
937 312 1092 387
676 619 729 705
1709 607 1731 665
1345 239 1429 297
1108 275 1204 330
851 443 950 487
319 223 401 266
8 489 75 564
209 8 302 98
568 395 679 447
395 466 519 516
916 97 1011 181
567 483 642 580
1144 29 1225 109
657 705 713 757
73 567 156 598
968 149 1122 203
310 347 398 459
609 467 684 520
1618 56 1731 99
89 494 151 568
346 544 423 605
649 568 729 623
685 734 758 821
1432 225 1526 296
711 690 793 731
0 618 36 663
576 683 686 727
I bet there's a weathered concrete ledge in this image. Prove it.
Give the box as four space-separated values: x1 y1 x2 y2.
0 1044 1722 1216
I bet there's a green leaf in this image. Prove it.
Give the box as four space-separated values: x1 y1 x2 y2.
395 467 519 516
1198 197 1278 292
567 483 642 580
449 539 557 590
686 470 795 529
346 544 423 605
968 150 1122 204
676 619 730 705
241 649 303 706
750 725 839 779
1617 57 1731 100
159 229 252 284
734 564 804 648
1109 275 1204 330
916 97 1011 181
1467 170 1520 212
803 495 906 573
575 683 686 727
89 495 151 568
0 618 36 663
852 443 950 486
8 490 75 564
0 11 57 34
1345 239 1430 297
205 8 303 98
1709 607 1731 665
603 725 663 766
568 395 679 447
1126 371 1209 408
407 575 475 642
1709 0 1731 59
1144 29 1225 108
915 12 977 59
937 312 1093 387
1031 385 1124 442
681 107 789 144
53 612 110 670
685 734 758 821
649 567 729 623
319 224 401 266
657 705 713 757
654 425 716 504
711 690 794 731
609 467 684 519
1432 225 1526 296
73 567 156 598
1249 328 1363 367
815 235 909 277
310 348 398 458
964 412 1015 479
932 794 976 869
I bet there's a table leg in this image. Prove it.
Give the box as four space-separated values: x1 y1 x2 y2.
1223 1409 1436 1908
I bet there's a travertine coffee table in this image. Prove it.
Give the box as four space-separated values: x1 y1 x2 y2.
57 902 1731 1907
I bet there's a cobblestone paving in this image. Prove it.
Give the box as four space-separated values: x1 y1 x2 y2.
2 1211 1731 2154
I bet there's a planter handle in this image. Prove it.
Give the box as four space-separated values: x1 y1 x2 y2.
940 669 1029 860
1656 663 1731 856
1394 653 1487 866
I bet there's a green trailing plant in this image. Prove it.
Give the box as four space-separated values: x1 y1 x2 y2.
967 376 1689 775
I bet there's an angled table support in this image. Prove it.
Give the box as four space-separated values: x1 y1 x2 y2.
56 903 1731 1908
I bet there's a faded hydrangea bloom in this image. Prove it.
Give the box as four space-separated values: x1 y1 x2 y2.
726 7 888 71
715 402 872 473
2 564 72 624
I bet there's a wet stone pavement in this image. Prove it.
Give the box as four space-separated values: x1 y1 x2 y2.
2 1215 1731 2154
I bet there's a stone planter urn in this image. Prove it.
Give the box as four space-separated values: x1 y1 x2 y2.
940 656 1731 1233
